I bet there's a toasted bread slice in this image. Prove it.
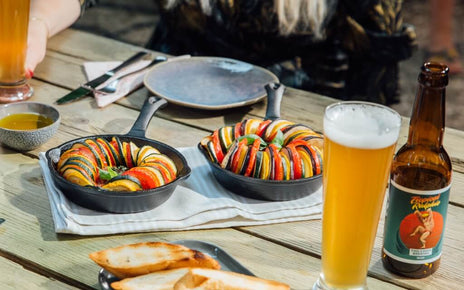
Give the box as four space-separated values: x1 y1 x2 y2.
111 268 190 290
89 242 220 278
174 268 290 290
110 267 290 290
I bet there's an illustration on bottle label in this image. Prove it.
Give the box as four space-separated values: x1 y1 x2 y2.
383 180 451 264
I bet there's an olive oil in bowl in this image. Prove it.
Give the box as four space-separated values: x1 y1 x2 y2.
0 113 54 130
0 102 60 151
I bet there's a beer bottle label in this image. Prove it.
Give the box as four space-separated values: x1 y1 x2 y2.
383 180 451 264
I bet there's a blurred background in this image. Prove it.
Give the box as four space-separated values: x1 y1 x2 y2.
72 0 464 131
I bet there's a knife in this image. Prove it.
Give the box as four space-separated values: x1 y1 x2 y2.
56 51 150 104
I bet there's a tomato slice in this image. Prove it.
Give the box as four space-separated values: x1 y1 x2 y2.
142 153 177 174
285 139 308 148
141 166 167 185
238 146 252 175
255 120 272 137
243 138 261 177
287 144 302 179
58 147 97 169
269 144 283 180
111 137 126 167
230 139 247 173
297 147 314 177
107 140 122 167
60 157 97 178
123 167 158 190
234 143 249 174
87 139 109 168
143 162 172 183
82 140 105 168
234 122 242 139
212 130 225 163
124 142 134 168
292 141 322 176
96 138 116 167
264 120 292 142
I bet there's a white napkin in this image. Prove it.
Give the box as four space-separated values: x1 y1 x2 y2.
83 60 150 108
39 147 322 236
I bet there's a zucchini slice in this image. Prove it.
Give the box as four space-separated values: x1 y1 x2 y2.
111 137 126 167
62 167 95 186
102 175 142 191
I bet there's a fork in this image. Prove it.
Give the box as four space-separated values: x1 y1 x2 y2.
97 56 168 94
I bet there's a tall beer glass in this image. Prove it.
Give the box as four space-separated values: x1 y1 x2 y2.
314 102 401 289
0 0 33 103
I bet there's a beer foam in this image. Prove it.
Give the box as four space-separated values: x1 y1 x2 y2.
324 103 401 149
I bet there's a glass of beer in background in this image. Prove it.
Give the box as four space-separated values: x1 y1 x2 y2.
314 102 401 290
0 0 33 103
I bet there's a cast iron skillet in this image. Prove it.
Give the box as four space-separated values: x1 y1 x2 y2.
46 97 191 213
198 83 322 201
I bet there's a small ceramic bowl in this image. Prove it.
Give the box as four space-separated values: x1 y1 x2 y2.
0 102 60 151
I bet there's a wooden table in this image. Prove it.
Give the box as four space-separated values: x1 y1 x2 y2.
1 29 463 290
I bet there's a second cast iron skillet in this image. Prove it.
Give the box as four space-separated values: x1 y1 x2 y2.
46 97 191 213
198 83 322 201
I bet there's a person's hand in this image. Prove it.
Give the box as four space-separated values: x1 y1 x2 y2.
25 17 49 79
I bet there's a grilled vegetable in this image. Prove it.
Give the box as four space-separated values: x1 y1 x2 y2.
102 175 143 191
57 136 178 192
200 118 324 180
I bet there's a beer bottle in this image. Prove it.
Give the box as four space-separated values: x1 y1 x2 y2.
382 62 452 278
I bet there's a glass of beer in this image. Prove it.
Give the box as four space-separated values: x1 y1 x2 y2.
0 0 33 103
314 101 401 289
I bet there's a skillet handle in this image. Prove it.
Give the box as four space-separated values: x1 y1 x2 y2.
127 96 168 138
264 82 285 121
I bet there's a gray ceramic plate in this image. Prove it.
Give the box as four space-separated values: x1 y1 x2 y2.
98 240 254 290
143 57 278 110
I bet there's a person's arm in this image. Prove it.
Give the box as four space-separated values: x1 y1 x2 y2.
25 0 82 77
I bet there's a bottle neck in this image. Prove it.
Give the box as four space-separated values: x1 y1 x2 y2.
407 84 446 148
